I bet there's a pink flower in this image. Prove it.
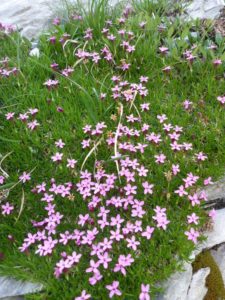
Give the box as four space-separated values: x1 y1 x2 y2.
142 226 154 240
106 281 122 298
188 193 200 206
142 182 154 194
19 172 31 183
0 175 5 185
124 184 137 196
81 139 91 149
159 46 168 54
67 159 77 169
139 21 147 29
183 100 193 110
208 209 216 220
174 185 188 197
154 154 166 164
139 284 150 300
162 66 171 73
1 202 14 215
213 59 222 67
27 120 40 130
217 96 225 105
157 114 167 123
5 112 15 120
43 79 59 90
185 228 199 244
52 17 60 25
195 152 207 162
172 164 180 176
55 139 65 149
97 252 112 269
140 103 150 111
187 213 199 225
126 236 140 250
74 290 91 300
51 152 63 162
204 177 214 186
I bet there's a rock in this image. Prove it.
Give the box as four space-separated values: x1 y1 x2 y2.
156 262 193 300
204 176 225 209
201 208 225 250
0 0 121 39
186 268 210 300
1 297 24 300
29 48 40 57
186 0 225 20
0 0 62 39
211 243 225 282
157 207 225 300
0 276 42 299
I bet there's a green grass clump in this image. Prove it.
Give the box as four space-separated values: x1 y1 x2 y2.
0 0 225 299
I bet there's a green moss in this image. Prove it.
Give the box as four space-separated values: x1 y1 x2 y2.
192 250 225 300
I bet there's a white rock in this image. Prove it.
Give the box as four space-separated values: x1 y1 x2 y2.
0 276 42 298
211 243 225 282
0 0 121 39
187 0 225 19
29 48 40 57
204 176 225 208
156 262 193 300
186 268 210 300
202 208 225 249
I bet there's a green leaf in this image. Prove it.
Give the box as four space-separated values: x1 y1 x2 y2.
0 136 20 143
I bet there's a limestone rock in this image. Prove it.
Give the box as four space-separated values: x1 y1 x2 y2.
201 208 225 250
204 176 225 209
186 268 210 300
29 48 40 57
187 0 225 19
156 262 193 300
0 276 42 299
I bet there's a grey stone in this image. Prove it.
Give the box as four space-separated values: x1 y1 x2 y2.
29 48 40 57
203 176 225 209
186 268 210 300
0 0 121 39
156 262 193 300
211 243 225 282
0 276 42 299
2 297 24 300
0 0 61 39
186 0 225 20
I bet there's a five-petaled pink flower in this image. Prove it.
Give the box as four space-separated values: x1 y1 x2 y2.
19 172 31 183
106 281 122 298
139 284 150 300
74 290 91 300
2 202 14 215
51 152 63 162
185 228 199 244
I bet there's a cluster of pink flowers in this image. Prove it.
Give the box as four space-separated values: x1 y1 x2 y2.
0 56 18 78
5 107 40 131
0 22 16 34
18 79 212 297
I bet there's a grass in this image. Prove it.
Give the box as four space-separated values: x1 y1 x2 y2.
0 0 225 299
